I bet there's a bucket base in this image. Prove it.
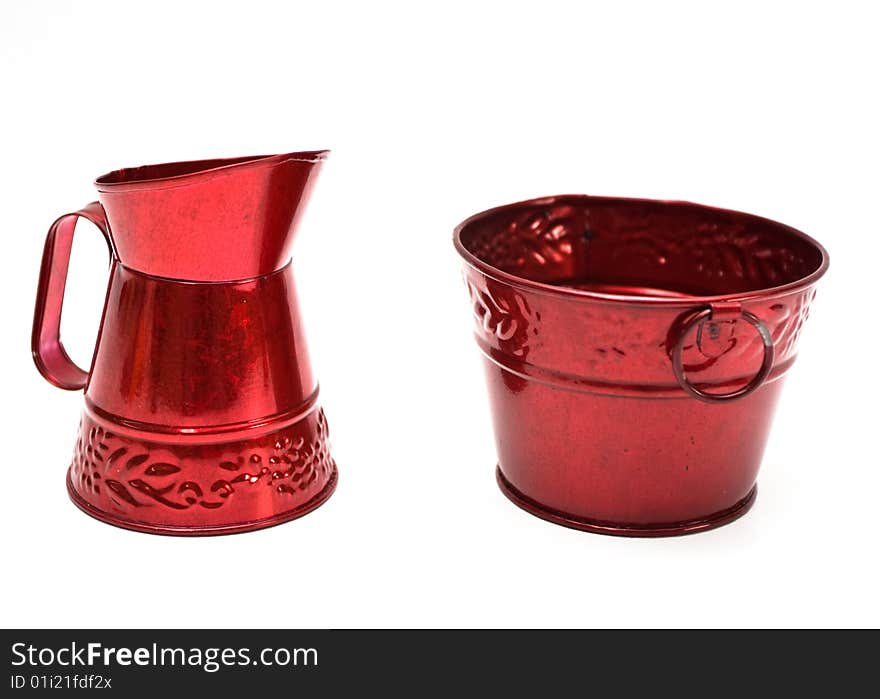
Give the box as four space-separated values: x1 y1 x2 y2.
496 467 756 537
67 467 337 537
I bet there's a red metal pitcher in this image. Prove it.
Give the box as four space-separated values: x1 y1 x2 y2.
455 195 828 536
32 151 337 535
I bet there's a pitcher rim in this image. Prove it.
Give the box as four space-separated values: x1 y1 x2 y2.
453 194 830 306
94 150 329 192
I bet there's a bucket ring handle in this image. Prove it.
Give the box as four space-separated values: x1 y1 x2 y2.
671 307 774 403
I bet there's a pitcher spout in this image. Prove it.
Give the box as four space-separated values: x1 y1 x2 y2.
94 150 328 281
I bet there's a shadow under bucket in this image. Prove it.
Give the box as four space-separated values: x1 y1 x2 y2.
454 195 828 536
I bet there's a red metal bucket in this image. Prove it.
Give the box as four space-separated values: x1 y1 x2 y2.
454 195 828 536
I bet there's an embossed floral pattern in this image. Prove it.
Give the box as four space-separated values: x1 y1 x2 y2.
70 410 335 514
466 279 531 358
466 203 590 276
465 277 535 393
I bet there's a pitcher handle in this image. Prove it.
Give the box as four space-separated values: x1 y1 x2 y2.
32 202 113 390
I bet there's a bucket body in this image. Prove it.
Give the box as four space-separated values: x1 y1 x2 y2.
32 152 337 535
455 195 828 536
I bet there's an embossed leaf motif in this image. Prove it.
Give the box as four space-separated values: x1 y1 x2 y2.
143 463 181 477
124 454 149 471
70 422 114 499
104 447 128 474
104 479 142 508
468 204 588 274
466 280 531 358
70 411 336 516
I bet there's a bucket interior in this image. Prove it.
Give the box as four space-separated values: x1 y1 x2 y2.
457 197 825 297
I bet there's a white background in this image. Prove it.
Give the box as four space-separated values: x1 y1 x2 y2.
1 1 877 628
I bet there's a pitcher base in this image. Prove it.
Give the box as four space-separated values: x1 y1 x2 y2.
496 467 756 537
67 467 337 536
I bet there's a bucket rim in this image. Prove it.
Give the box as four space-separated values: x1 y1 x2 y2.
453 194 829 305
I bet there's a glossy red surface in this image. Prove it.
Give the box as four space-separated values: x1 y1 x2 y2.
32 152 336 535
455 195 829 536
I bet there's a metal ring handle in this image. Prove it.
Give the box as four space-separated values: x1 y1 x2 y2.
671 307 774 403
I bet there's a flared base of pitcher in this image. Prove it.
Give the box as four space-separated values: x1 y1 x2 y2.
67 467 337 536
496 467 757 537
66 405 338 536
